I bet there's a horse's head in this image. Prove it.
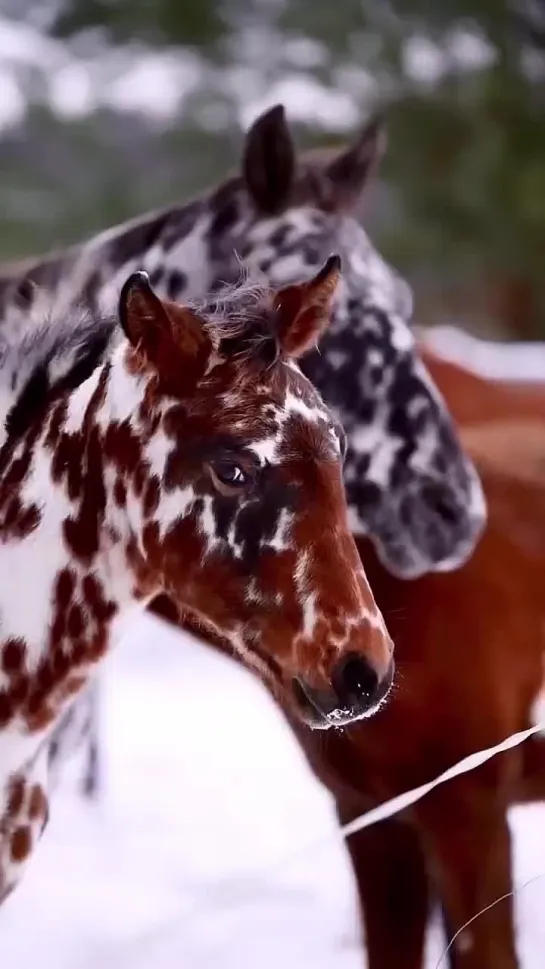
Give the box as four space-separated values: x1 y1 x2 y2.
115 259 393 727
204 105 486 579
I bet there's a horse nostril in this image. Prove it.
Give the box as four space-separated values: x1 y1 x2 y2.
333 652 380 707
422 483 459 525
435 497 459 525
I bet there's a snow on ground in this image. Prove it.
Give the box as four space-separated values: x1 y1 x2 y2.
421 325 545 383
1 615 364 969
1 613 545 968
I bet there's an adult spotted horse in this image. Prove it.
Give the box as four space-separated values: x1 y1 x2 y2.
0 105 485 789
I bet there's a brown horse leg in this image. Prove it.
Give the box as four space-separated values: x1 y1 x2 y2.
336 792 430 969
415 776 518 969
514 733 545 803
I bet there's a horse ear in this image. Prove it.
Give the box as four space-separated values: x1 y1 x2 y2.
118 271 208 367
273 254 341 359
325 114 386 208
242 104 296 214
14 277 37 309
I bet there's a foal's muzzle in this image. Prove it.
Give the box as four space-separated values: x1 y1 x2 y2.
293 652 394 729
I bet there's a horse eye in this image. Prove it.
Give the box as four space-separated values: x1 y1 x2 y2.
208 460 248 493
217 462 245 485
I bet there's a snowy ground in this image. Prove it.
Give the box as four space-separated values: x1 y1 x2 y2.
1 613 545 968
420 326 545 382
3 331 545 967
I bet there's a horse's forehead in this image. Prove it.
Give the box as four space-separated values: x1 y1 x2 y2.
251 366 340 461
284 362 332 412
252 210 329 266
212 363 338 463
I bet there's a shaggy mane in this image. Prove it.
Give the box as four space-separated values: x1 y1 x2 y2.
192 269 283 371
0 299 116 445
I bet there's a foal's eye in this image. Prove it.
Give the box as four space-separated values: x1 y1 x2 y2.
207 459 249 496
216 462 246 485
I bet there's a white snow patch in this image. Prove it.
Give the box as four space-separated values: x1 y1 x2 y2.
1 613 544 967
421 325 545 384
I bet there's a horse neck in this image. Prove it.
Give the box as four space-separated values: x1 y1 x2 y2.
0 349 147 777
0 198 217 336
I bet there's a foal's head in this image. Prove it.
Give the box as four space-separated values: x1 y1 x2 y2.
202 106 486 578
115 259 393 727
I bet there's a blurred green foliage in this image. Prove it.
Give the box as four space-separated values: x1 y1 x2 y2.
53 0 229 50
1 0 544 337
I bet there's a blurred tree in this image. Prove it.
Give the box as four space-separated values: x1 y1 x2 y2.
0 0 544 337
52 0 228 52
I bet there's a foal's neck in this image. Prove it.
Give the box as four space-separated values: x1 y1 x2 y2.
0 347 146 774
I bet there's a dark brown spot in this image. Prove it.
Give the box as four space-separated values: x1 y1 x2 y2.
114 478 127 507
0 492 41 540
34 660 55 694
62 425 106 563
45 399 68 450
0 690 14 727
72 640 87 664
50 611 66 645
143 476 160 517
1 638 26 676
28 785 47 821
10 826 31 862
50 649 70 678
10 674 29 704
82 573 101 611
133 461 148 498
103 420 142 475
55 568 76 611
6 778 25 818
25 687 47 716
67 604 84 639
151 594 180 625
15 505 41 538
51 431 83 498
82 574 116 623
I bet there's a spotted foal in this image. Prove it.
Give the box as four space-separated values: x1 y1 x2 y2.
0 259 393 903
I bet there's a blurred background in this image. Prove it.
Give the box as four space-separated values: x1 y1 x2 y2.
1 4 545 968
0 0 544 338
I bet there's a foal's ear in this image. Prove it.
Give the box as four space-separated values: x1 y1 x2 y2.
273 254 341 358
325 114 386 209
118 271 208 367
242 104 296 214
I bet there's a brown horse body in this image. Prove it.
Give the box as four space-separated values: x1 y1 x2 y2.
292 345 545 969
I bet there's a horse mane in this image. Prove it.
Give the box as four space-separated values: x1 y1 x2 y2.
192 270 282 372
0 300 116 443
